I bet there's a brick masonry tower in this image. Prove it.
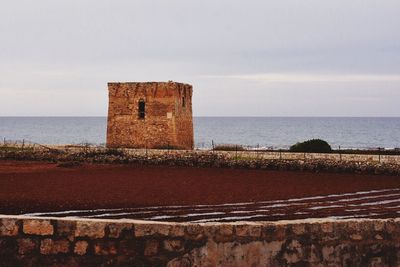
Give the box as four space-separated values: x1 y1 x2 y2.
107 81 194 150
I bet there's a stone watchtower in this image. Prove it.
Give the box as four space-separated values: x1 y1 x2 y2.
106 81 194 150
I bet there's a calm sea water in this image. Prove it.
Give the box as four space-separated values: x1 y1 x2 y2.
0 117 399 149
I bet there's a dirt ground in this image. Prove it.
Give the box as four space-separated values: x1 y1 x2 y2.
1 160 400 217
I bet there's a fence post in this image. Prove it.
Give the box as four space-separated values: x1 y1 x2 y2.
235 144 238 162
22 139 25 150
378 147 381 163
279 149 282 160
339 145 342 161
256 144 259 159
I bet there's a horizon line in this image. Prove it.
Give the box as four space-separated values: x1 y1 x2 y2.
1 116 400 118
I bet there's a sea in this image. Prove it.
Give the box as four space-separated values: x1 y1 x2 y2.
0 117 399 150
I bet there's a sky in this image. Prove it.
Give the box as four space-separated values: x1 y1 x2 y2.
1 0 399 116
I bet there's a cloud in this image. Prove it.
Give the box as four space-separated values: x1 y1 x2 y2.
204 73 400 83
1 0 400 116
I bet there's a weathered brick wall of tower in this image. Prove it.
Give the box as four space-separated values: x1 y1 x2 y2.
107 82 194 150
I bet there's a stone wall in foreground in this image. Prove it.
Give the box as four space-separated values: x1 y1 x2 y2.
1 216 400 266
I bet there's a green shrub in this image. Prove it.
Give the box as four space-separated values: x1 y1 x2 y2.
290 139 332 153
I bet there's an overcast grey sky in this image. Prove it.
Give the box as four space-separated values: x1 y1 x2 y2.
1 0 399 116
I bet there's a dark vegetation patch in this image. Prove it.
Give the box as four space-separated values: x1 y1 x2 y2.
213 144 245 151
290 139 332 153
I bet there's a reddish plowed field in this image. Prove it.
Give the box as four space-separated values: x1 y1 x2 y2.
1 160 399 222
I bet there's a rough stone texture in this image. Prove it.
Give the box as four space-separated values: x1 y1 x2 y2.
74 240 88 256
164 239 184 252
1 216 400 266
17 238 37 255
144 239 159 257
135 223 172 237
40 239 69 255
56 220 76 241
94 240 118 256
235 223 262 238
75 221 106 239
0 218 19 236
23 219 53 236
183 240 285 267
108 222 132 238
107 81 194 150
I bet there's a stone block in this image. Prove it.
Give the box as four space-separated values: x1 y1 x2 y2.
322 246 335 261
135 224 156 237
283 240 305 264
118 240 138 256
292 224 306 235
263 224 286 241
235 224 262 238
94 241 118 256
0 219 19 236
135 223 171 237
385 220 397 234
108 223 132 238
309 223 321 233
368 257 385 267
18 238 37 255
216 224 234 242
262 224 276 240
56 220 76 240
75 221 106 239
206 224 234 242
40 239 70 255
321 222 334 233
347 221 361 232
167 257 192 267
74 240 89 256
218 224 234 236
144 240 159 257
23 219 54 236
170 225 185 237
374 221 385 232
186 224 204 240
308 244 321 264
350 234 363 241
164 239 184 252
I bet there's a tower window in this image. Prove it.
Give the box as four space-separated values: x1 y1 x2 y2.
182 97 186 108
138 99 145 119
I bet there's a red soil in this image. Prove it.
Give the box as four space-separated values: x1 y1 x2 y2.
1 160 400 215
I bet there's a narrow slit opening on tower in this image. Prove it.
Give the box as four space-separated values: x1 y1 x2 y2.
138 99 145 119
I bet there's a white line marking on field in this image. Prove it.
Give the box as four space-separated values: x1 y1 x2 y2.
21 187 400 222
